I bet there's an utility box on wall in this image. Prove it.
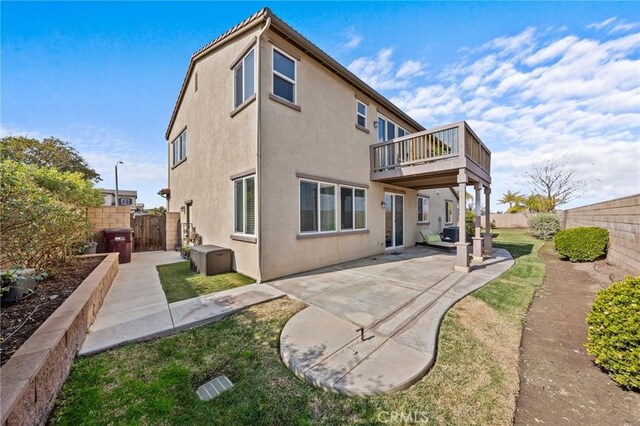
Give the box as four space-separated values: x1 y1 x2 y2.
190 245 233 275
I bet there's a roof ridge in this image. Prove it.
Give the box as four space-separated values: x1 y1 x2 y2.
191 7 270 59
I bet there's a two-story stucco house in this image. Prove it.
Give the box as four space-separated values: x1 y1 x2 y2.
164 8 492 282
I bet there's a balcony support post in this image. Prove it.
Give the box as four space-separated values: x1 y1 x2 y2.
472 183 483 262
483 187 493 255
455 169 470 272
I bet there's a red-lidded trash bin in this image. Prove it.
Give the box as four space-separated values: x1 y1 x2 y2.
102 228 133 264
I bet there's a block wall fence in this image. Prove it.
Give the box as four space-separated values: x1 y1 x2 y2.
561 194 640 275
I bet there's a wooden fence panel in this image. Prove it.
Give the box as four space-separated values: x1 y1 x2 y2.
131 214 166 252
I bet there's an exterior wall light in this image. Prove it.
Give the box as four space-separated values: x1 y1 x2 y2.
381 201 387 209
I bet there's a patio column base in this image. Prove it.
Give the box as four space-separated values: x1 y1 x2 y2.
472 237 484 262
455 242 470 273
483 233 493 255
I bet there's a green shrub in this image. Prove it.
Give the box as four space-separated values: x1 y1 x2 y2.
0 160 102 274
554 227 609 262
586 276 640 390
528 213 561 240
465 210 476 239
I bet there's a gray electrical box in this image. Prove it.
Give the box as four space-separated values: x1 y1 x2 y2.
190 245 233 276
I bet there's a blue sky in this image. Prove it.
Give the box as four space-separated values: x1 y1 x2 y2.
2 2 639 210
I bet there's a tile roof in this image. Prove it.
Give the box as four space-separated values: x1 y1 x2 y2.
165 7 424 139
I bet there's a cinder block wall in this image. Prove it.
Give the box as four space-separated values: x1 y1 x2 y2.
86 207 131 252
561 194 640 274
481 213 532 228
165 212 181 251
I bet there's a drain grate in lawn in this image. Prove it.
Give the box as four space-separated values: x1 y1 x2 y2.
196 375 234 401
156 261 255 303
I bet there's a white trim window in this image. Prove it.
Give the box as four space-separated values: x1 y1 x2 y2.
356 101 367 128
377 115 409 142
299 179 336 233
418 196 430 223
340 186 367 230
119 198 132 206
272 48 296 103
234 175 256 235
234 48 255 108
445 199 454 224
172 130 187 166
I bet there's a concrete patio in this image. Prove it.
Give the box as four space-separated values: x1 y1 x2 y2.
268 246 514 396
80 251 284 356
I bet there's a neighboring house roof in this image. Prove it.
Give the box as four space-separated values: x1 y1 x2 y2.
165 7 425 140
100 189 138 196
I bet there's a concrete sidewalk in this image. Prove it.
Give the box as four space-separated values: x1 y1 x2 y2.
270 246 514 395
80 251 283 356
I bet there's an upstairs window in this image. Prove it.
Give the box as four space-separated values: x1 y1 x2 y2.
377 115 409 142
119 198 132 206
234 49 255 108
418 196 430 223
356 101 367 128
273 48 296 103
172 130 187 166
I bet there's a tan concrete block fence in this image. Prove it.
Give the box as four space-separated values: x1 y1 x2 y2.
86 207 131 252
561 194 640 274
0 253 119 426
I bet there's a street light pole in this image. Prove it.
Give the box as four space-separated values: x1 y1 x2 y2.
115 161 123 206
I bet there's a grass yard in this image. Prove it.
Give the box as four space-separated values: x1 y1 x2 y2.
156 261 255 303
51 229 544 425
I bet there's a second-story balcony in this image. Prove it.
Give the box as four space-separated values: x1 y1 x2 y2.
370 121 491 190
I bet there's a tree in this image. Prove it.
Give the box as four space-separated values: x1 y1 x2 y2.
0 160 103 273
525 158 587 211
498 190 523 209
1 136 101 182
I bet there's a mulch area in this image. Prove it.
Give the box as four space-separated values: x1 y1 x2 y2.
1 256 105 366
515 243 640 425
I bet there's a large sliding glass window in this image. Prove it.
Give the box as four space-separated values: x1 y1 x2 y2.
340 187 366 230
234 175 255 235
234 49 255 108
300 180 337 233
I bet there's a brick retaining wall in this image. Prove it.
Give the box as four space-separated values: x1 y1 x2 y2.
0 253 119 425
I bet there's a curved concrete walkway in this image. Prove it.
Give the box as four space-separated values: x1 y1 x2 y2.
269 247 514 396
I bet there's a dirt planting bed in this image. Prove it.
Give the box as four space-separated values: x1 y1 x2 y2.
1 256 105 366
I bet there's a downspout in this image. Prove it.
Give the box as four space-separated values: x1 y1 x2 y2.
256 16 271 283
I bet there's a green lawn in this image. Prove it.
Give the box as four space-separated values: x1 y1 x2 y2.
51 229 545 425
156 261 255 303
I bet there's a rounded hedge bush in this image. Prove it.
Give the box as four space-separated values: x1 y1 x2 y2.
528 213 561 240
554 226 609 262
586 276 640 390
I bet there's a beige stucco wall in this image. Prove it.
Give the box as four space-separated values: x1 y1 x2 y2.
257 32 459 280
167 28 260 279
416 188 460 239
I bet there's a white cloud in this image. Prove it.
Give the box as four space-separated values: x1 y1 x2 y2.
382 27 640 210
587 17 617 30
342 29 363 50
348 48 416 90
396 60 425 79
587 16 640 34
